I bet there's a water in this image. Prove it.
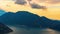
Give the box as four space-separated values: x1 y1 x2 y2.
8 26 60 34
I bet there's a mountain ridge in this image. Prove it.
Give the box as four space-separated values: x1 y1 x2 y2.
0 10 60 31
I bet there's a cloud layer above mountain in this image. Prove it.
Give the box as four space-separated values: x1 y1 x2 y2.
15 0 60 4
29 3 46 9
15 0 27 5
15 0 47 9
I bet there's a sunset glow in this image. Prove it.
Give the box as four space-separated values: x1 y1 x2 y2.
0 0 60 20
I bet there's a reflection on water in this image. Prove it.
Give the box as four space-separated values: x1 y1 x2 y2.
8 26 60 34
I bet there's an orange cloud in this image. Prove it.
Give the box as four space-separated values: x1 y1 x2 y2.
39 0 60 4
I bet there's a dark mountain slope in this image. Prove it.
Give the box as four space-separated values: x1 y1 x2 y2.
0 11 60 31
0 23 13 34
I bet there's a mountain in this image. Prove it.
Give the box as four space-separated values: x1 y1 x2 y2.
0 9 6 16
0 23 13 34
0 11 60 31
39 16 60 31
0 11 41 28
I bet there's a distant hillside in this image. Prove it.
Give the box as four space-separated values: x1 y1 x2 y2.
0 11 60 31
0 9 6 16
0 11 41 28
0 23 13 34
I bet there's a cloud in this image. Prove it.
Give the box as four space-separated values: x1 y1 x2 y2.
27 0 32 1
49 0 60 4
14 0 47 10
29 3 47 9
26 0 47 9
15 0 27 5
40 0 60 4
10 26 56 34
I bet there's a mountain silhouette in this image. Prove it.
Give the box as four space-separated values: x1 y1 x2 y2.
40 16 60 31
0 9 6 16
0 23 13 34
0 11 41 28
0 11 60 31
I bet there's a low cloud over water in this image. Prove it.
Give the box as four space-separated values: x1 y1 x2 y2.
9 26 60 34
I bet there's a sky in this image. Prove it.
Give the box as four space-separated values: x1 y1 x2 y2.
0 0 60 20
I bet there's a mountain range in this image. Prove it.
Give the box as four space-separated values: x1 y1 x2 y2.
0 10 60 31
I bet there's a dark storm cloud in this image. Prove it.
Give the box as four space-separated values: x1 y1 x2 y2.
29 3 47 9
15 0 27 5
